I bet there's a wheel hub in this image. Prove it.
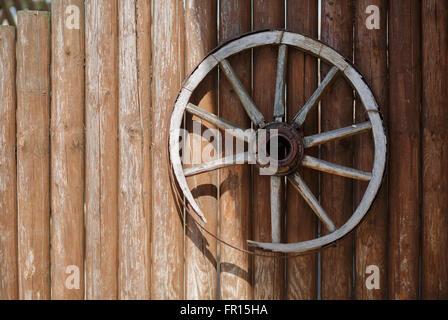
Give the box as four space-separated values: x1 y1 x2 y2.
256 122 304 176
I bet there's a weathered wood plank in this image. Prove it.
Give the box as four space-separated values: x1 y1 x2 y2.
354 0 388 300
0 25 17 300
219 0 253 300
151 0 185 299
184 0 218 300
117 0 151 300
85 0 119 300
285 0 319 300
50 0 85 300
388 0 421 300
320 0 354 300
16 11 51 300
421 0 448 300
252 0 285 300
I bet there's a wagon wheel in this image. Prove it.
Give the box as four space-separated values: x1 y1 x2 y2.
169 30 387 254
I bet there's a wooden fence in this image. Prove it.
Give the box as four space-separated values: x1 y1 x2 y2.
0 0 447 300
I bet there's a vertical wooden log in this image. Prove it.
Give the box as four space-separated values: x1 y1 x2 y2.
85 0 119 300
321 0 354 300
50 0 85 300
0 26 17 300
151 0 185 300
219 0 253 300
252 0 285 300
184 0 218 300
118 0 151 300
16 11 51 300
285 0 319 300
354 0 388 300
388 0 421 300
421 0 448 300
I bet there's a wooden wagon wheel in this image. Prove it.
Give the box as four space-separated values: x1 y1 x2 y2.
169 30 387 254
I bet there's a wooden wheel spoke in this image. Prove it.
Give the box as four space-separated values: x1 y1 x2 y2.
270 176 282 243
301 155 372 181
287 173 336 233
219 59 265 127
290 66 340 128
273 44 288 121
303 121 372 148
186 103 251 142
183 152 250 177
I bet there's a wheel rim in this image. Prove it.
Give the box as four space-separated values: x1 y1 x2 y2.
169 30 387 254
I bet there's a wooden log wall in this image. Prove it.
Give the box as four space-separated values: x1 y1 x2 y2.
252 0 285 300
184 0 218 300
388 0 421 300
0 0 447 300
219 0 253 300
421 0 448 300
285 0 319 300
51 0 85 300
354 0 388 300
0 25 17 300
16 10 51 300
320 0 354 300
117 0 151 300
85 0 119 299
150 0 184 300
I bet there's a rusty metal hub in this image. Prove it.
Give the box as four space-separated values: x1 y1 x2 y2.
256 122 304 176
